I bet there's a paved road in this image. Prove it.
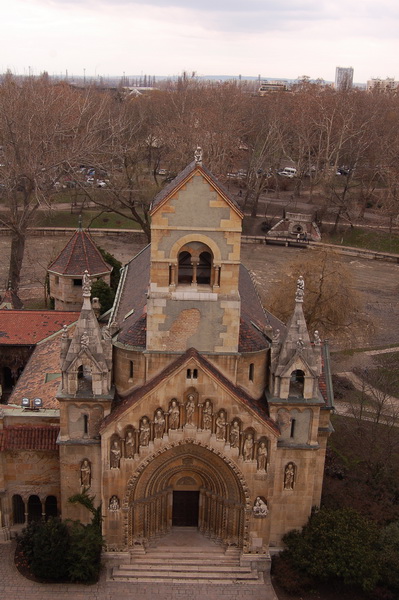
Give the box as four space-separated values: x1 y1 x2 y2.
0 540 277 600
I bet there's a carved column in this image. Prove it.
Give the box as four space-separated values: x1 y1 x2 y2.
192 261 198 285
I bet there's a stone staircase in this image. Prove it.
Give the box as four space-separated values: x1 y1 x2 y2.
110 545 264 584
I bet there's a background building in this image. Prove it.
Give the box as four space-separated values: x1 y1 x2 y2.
335 67 354 90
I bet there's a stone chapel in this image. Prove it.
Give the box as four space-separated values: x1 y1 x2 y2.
0 156 333 566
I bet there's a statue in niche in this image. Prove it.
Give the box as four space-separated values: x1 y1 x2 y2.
80 458 91 487
202 400 212 430
154 409 165 439
253 496 268 518
185 394 196 426
257 441 267 471
80 330 90 348
284 462 295 490
215 410 227 441
139 417 150 446
169 400 180 430
314 330 321 345
125 430 135 458
110 440 121 469
230 420 240 448
109 495 120 511
243 433 254 461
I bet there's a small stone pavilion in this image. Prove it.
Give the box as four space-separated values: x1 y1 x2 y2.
0 154 333 573
47 227 112 311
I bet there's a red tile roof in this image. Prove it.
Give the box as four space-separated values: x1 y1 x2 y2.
0 311 78 345
0 425 59 450
47 229 111 276
9 328 75 409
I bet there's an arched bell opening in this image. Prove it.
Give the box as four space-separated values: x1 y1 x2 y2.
125 443 248 550
176 243 215 287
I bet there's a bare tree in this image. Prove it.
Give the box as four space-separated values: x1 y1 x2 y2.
0 74 107 291
266 249 370 345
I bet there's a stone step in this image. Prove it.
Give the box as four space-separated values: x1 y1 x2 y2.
110 576 263 584
129 553 240 563
111 569 263 584
117 563 254 573
110 550 264 585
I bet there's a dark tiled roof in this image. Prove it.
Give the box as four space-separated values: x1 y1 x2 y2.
0 289 24 310
238 264 285 352
9 327 75 409
121 314 147 347
47 229 111 276
0 425 59 450
150 162 243 216
112 245 150 347
0 311 79 345
102 347 279 435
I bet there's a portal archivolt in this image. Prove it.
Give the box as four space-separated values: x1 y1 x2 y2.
125 442 249 548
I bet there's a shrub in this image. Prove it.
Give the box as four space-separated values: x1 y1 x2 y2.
271 552 314 594
19 518 70 581
98 247 122 291
378 521 399 594
91 279 115 313
67 522 103 583
283 508 380 592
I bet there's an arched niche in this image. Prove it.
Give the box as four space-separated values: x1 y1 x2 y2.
289 369 305 397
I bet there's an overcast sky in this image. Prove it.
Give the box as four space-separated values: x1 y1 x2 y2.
1 0 398 83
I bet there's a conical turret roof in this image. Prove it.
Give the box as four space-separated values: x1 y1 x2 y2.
48 229 111 277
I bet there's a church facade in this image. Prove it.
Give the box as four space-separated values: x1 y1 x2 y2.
0 157 333 562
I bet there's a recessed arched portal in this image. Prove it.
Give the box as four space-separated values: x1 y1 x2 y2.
124 442 249 549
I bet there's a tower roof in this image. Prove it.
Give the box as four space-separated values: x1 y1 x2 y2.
48 229 112 277
150 161 243 217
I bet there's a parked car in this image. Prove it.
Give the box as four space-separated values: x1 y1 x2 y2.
157 169 168 176
277 167 297 178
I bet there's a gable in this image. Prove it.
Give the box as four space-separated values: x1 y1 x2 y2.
151 162 243 220
275 351 318 379
101 349 279 438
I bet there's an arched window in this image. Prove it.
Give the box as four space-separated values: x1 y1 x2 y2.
289 370 305 397
28 495 42 522
197 252 212 284
12 494 25 524
45 496 58 519
178 251 193 284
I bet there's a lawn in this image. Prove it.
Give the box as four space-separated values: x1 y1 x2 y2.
323 227 399 253
33 209 142 230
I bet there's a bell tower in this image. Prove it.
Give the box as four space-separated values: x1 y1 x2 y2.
146 151 244 354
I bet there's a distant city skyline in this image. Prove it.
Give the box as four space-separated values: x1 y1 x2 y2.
1 0 398 83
